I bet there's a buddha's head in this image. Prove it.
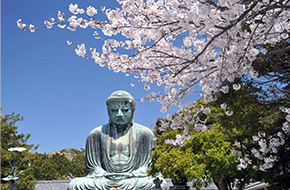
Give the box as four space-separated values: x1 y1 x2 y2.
106 90 135 126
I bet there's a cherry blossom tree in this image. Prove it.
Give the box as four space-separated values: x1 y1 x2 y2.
17 0 290 172
150 79 289 189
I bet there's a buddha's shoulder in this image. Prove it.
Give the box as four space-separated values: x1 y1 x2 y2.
88 124 110 136
134 123 154 136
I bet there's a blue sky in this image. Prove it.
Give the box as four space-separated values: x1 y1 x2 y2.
2 0 199 153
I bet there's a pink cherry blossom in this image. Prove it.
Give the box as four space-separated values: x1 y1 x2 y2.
225 110 233 116
86 6 97 17
69 4 78 14
75 43 86 57
233 84 241 91
17 0 290 171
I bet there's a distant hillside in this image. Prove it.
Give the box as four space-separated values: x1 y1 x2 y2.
47 148 85 161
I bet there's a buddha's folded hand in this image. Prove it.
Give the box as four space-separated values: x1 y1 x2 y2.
103 172 133 180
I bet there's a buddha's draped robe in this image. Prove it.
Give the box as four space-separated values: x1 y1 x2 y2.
68 123 156 190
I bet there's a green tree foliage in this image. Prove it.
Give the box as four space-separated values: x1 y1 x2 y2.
150 123 237 190
250 38 290 190
70 148 86 177
150 79 288 190
207 80 270 189
1 112 38 190
1 112 86 190
252 39 290 100
28 150 86 181
209 79 288 189
266 133 290 190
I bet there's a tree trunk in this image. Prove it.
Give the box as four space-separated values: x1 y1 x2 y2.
214 177 232 190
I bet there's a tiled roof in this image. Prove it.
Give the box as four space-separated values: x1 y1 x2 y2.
35 180 70 190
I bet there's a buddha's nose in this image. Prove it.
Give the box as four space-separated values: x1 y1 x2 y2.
116 108 123 117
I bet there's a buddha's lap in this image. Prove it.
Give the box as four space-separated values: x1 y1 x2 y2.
68 176 155 190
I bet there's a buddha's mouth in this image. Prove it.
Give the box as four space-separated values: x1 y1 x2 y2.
115 119 125 123
115 117 130 123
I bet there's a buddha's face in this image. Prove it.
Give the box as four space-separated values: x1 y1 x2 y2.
108 101 134 125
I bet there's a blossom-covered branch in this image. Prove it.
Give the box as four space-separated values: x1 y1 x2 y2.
17 0 290 172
